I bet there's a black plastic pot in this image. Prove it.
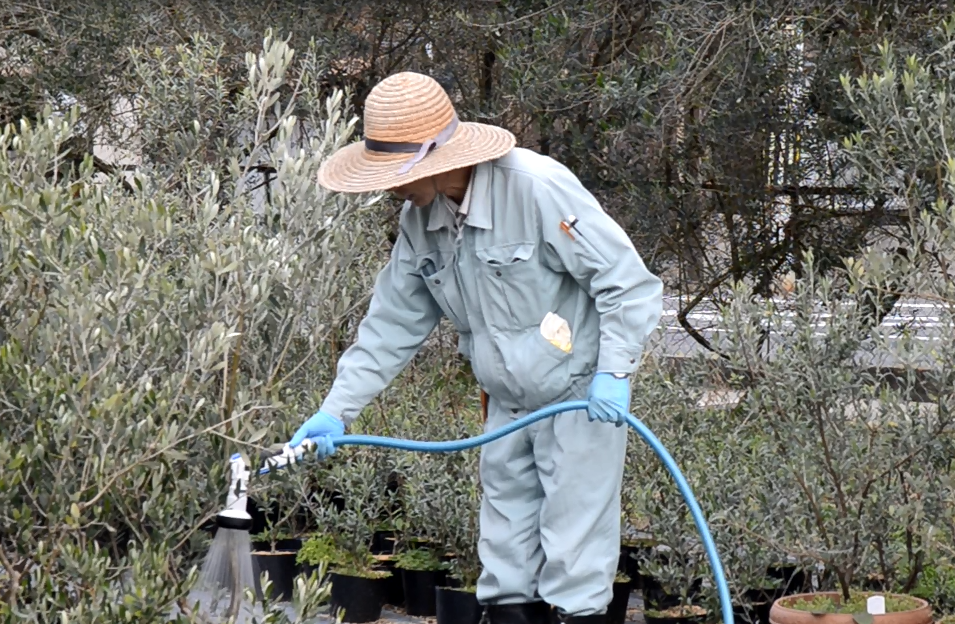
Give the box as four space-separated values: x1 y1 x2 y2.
378 559 405 607
751 600 772 624
402 568 447 616
330 572 386 623
640 575 670 609
618 546 645 589
744 585 785 608
372 530 396 554
641 576 702 611
766 564 807 596
733 599 773 624
252 550 299 602
608 579 634 624
436 586 481 624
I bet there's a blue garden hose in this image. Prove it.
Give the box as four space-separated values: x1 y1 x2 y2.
259 400 734 624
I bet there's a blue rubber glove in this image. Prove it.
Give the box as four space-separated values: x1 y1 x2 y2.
586 373 631 427
288 410 345 459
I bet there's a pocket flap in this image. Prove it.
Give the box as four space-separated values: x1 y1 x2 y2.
475 242 535 266
414 251 441 277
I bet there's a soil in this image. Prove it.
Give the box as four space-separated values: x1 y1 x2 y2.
645 605 707 618
782 593 922 614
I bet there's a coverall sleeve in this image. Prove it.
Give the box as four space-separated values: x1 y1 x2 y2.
534 169 664 374
319 226 443 426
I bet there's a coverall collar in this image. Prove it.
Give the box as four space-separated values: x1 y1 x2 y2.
426 163 492 231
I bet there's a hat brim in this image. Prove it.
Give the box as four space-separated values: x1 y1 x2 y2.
316 122 516 194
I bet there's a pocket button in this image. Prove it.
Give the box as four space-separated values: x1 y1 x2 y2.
495 270 502 277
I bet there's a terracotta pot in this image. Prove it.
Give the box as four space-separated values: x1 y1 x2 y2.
769 593 932 624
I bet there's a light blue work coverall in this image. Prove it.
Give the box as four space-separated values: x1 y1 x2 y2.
320 147 664 616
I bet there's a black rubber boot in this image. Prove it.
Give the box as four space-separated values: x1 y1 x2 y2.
554 612 607 623
481 601 552 624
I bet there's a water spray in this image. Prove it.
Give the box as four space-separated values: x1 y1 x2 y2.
196 401 734 624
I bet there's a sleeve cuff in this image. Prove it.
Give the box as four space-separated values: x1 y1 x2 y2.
319 392 362 428
597 344 645 375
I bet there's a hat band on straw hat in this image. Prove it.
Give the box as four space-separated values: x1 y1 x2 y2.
364 112 460 175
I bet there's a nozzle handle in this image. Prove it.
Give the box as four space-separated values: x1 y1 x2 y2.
258 439 314 475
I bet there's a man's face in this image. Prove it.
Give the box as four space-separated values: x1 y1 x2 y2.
389 176 438 207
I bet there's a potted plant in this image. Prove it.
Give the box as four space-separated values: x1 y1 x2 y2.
371 515 406 607
416 447 484 624
249 520 301 602
296 532 341 579
376 550 405 608
301 446 398 621
716 270 951 620
251 525 302 553
295 531 390 622
619 530 657 589
328 547 392 623
768 592 931 624
394 547 449 616
371 518 399 555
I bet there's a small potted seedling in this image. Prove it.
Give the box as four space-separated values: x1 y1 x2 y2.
328 546 392 623
401 442 481 622
296 532 391 623
301 446 398 622
250 520 301 602
394 547 449 617
643 557 707 624
413 449 484 624
437 555 482 624
296 532 341 579
371 516 406 607
371 517 400 555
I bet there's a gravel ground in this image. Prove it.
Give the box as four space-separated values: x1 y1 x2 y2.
184 590 648 623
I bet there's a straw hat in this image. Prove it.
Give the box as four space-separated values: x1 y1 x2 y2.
316 72 516 193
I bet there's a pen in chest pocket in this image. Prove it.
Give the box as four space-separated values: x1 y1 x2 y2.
559 215 579 240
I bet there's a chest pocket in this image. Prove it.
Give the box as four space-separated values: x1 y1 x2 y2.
475 241 544 330
415 251 471 332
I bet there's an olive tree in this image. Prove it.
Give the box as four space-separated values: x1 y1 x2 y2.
0 31 387 622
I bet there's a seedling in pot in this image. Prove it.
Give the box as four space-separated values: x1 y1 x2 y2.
297 533 344 571
327 545 392 623
394 547 448 572
393 547 449 617
244 515 302 602
251 524 298 554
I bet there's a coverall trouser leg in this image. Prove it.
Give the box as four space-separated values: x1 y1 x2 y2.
476 394 629 617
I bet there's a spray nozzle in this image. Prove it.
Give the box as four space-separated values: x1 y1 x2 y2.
257 439 315 476
215 453 253 531
214 440 316 532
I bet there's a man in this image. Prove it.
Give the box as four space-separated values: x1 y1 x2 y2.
288 71 663 623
